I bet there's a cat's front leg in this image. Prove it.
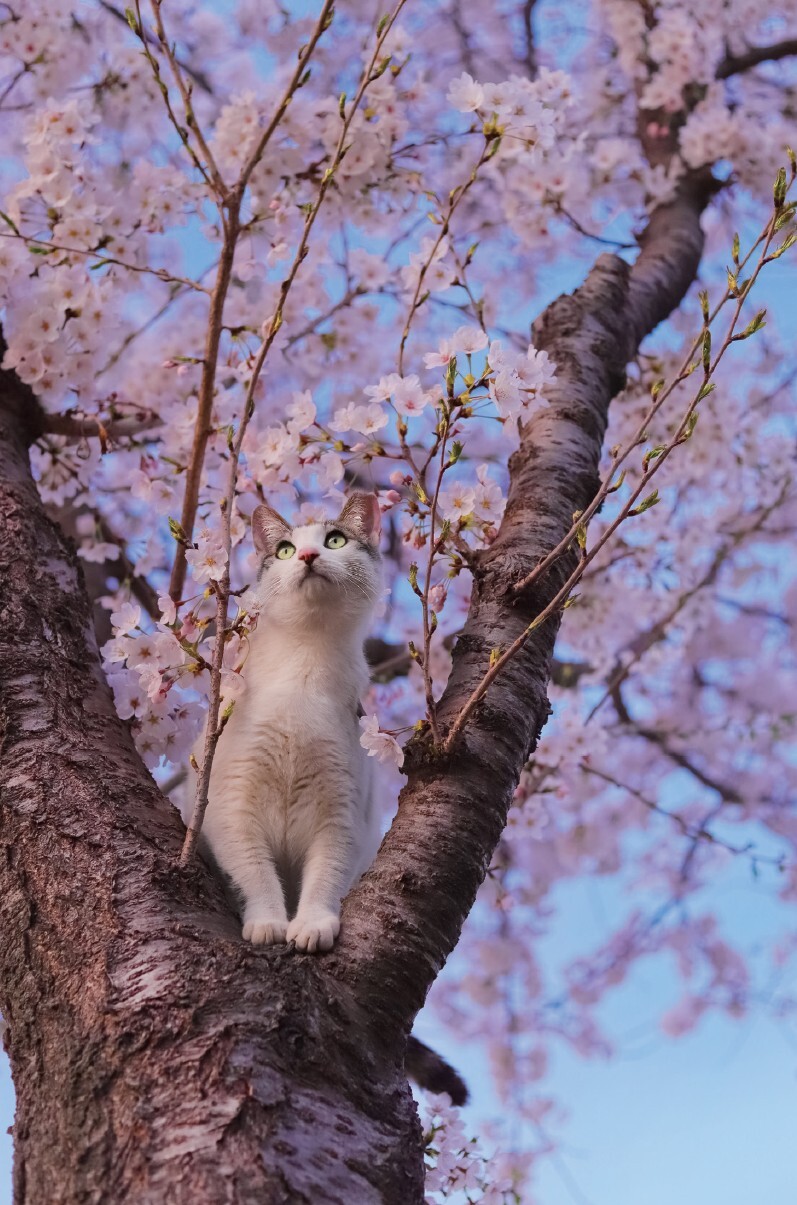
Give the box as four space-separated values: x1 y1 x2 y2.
208 824 289 946
287 818 354 953
237 848 289 945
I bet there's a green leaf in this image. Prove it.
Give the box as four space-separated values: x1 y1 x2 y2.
734 309 766 340
769 233 796 259
643 445 665 470
168 517 191 546
774 201 796 230
0 209 20 235
628 489 660 517
701 328 711 373
774 165 788 208
371 55 392 80
607 469 626 494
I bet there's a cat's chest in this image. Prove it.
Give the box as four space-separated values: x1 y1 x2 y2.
246 675 355 732
233 680 360 772
225 710 359 806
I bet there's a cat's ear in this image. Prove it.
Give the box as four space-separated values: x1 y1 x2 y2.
252 503 291 556
337 492 381 547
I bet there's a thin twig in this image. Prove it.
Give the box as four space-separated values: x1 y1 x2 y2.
180 1 410 863
584 765 786 871
234 0 336 201
166 1 342 602
168 203 241 601
0 232 208 293
148 0 226 195
552 199 636 250
511 218 774 602
419 415 453 743
99 0 214 93
397 139 494 376
442 189 790 753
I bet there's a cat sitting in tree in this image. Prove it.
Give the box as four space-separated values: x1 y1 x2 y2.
184 491 469 1103
187 492 384 953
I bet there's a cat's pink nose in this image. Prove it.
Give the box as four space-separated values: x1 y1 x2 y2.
298 548 319 565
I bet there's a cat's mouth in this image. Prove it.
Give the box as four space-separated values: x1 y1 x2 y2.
299 564 329 585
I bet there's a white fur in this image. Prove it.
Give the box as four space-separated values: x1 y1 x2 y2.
185 500 383 953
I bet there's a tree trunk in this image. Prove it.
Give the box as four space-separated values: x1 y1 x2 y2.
0 174 711 1202
0 372 423 1204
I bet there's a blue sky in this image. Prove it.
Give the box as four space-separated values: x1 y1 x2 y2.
411 855 797 1205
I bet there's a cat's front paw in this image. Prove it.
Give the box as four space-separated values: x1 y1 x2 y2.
287 912 340 953
242 916 289 946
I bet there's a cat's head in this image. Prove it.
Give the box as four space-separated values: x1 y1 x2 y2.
251 492 383 628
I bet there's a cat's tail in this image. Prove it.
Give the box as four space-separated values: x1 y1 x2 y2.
405 1035 468 1106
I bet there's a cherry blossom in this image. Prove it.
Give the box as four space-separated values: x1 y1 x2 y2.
393 374 431 416
446 72 485 113
359 714 404 769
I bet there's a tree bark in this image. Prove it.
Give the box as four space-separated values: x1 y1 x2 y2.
0 173 712 1203
0 364 423 1204
333 173 712 1033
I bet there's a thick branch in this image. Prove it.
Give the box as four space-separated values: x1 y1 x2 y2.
334 174 713 1029
521 0 539 77
40 411 161 441
717 38 797 79
168 205 240 602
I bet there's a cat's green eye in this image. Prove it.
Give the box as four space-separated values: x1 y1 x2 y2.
325 531 347 550
276 541 296 560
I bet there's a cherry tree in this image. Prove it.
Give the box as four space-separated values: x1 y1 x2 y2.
1 0 796 1200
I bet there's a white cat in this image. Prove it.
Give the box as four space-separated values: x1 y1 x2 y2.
186 492 384 953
